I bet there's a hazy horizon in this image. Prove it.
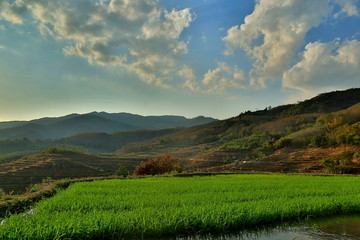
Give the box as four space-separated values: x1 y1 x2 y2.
0 110 221 123
1 0 359 121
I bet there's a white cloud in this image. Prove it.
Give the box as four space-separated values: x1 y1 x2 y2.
179 65 200 91
141 8 192 41
223 0 334 88
0 0 193 87
179 62 246 94
283 40 360 93
202 62 245 93
0 0 27 24
334 0 359 18
223 0 359 88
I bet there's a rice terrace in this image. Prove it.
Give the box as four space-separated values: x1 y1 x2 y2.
2 174 360 239
1 0 360 239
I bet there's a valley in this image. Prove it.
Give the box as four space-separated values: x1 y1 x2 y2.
2 2 360 238
0 88 359 194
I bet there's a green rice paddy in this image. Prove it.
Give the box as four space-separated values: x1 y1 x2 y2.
1 174 360 239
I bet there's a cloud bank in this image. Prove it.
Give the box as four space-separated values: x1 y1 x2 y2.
1 0 359 97
283 40 360 93
223 0 360 95
0 0 193 87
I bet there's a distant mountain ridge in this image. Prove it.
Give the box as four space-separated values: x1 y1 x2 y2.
0 112 217 140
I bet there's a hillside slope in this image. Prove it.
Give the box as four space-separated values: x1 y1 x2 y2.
190 102 360 173
0 153 146 193
118 89 360 152
116 89 360 172
61 128 181 152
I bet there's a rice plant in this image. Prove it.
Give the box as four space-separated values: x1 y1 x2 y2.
1 174 360 239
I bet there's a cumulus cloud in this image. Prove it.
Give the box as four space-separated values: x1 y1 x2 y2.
179 62 246 94
283 40 360 93
334 0 359 18
202 62 245 93
179 65 200 91
0 0 27 24
0 0 193 86
223 0 359 88
223 0 334 87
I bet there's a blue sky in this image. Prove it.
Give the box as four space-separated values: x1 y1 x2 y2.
0 0 359 121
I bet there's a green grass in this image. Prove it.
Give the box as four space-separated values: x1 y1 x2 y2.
1 174 360 239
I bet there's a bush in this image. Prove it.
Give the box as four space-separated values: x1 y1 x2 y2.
309 134 328 147
133 153 181 176
273 137 292 149
41 147 85 155
115 166 129 178
321 158 335 169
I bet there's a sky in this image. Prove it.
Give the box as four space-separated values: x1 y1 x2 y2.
0 0 359 121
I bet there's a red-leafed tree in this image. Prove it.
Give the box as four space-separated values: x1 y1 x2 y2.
133 153 181 176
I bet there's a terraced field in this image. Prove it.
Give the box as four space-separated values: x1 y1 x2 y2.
200 145 360 173
0 154 145 193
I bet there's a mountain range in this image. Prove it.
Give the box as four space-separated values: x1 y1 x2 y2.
0 112 217 140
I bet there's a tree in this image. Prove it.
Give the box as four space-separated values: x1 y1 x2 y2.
115 165 129 178
133 153 181 176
